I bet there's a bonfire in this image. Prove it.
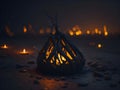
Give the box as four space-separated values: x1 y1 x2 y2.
37 18 85 75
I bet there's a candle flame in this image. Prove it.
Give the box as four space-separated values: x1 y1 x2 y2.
1 44 8 49
23 49 26 53
19 48 29 55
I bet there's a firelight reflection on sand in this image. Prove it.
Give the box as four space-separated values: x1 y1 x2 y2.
40 79 65 90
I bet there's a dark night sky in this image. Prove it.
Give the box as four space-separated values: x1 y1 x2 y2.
0 0 120 33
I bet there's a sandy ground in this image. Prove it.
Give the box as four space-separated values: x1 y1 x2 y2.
0 34 120 90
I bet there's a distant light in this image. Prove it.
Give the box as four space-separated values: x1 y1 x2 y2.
97 44 102 48
19 49 29 55
95 28 99 34
103 25 108 36
23 26 27 33
69 30 74 36
1 44 8 49
75 30 82 36
98 30 102 35
104 31 108 36
86 30 90 35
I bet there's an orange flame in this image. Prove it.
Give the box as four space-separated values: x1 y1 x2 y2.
23 26 27 33
1 44 8 49
19 49 29 55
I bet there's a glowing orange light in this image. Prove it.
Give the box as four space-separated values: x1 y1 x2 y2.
97 44 102 48
19 49 29 55
23 26 27 33
103 25 108 36
69 30 74 36
73 27 76 31
75 30 82 36
86 30 90 35
1 44 8 49
95 28 99 34
104 31 108 36
98 30 102 35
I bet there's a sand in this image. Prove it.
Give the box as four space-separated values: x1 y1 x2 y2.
0 34 120 90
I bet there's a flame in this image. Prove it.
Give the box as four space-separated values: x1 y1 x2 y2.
97 44 102 48
98 30 102 35
75 30 82 36
23 49 26 53
1 44 8 49
19 49 29 55
46 46 54 59
50 60 53 63
104 31 108 36
69 30 74 36
66 51 73 60
95 28 99 34
58 53 66 63
86 30 90 35
103 25 108 36
56 59 60 65
50 53 68 65
23 26 27 33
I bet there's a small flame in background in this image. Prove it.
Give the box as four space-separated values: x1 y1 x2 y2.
68 25 109 36
23 49 26 53
23 26 27 33
19 49 29 55
97 44 102 48
1 44 8 49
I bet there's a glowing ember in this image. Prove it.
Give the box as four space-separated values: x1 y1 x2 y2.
97 44 102 48
19 49 29 55
1 44 8 49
